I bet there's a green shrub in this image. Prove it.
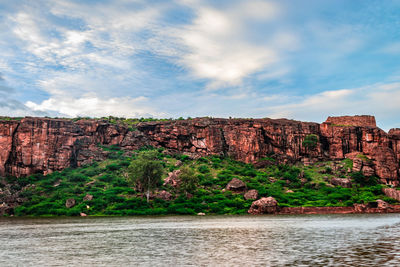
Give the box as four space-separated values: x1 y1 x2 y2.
198 165 210 174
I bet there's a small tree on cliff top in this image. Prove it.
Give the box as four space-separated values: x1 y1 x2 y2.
128 150 163 203
302 134 318 152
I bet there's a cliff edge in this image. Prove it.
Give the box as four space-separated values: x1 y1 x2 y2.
0 115 398 185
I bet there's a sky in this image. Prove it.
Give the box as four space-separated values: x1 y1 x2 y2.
0 0 400 130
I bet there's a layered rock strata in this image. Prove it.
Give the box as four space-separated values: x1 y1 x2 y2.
0 115 399 185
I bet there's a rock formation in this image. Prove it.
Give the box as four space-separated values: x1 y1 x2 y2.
225 178 246 192
248 197 278 214
0 115 399 185
244 189 259 200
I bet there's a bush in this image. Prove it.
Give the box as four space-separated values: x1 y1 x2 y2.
302 134 318 150
106 163 122 171
68 173 89 183
198 165 210 174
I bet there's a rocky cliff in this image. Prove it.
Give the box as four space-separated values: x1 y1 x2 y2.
0 115 399 185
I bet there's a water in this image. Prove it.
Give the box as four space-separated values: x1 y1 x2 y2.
1 214 400 266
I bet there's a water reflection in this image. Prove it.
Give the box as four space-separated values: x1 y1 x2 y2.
1 214 400 266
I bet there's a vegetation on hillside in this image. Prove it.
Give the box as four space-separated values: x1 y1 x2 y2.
1 145 396 217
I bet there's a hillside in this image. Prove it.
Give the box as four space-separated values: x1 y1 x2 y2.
1 145 397 216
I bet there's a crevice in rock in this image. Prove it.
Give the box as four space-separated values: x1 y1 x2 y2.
5 122 20 175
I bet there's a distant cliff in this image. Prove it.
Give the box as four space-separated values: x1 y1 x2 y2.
0 115 399 185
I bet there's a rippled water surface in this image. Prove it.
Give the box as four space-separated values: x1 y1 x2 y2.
1 214 400 266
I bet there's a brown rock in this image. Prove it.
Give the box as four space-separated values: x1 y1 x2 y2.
83 194 93 201
157 190 173 201
376 199 388 209
244 189 258 200
362 165 375 177
353 158 363 172
226 178 246 192
353 203 367 212
163 170 181 187
382 188 400 201
248 197 278 214
0 115 399 186
331 178 352 188
325 115 376 127
65 198 76 208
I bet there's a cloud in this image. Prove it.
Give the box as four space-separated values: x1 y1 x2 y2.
26 94 165 118
172 1 287 89
260 82 400 130
0 81 49 117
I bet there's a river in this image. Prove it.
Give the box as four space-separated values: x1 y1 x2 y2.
1 214 400 266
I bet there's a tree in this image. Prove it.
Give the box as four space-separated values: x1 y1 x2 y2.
128 150 163 203
302 134 318 152
179 166 199 196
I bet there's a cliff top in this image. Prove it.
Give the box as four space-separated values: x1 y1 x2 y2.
324 115 376 127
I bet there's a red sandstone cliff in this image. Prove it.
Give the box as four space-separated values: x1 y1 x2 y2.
0 115 399 185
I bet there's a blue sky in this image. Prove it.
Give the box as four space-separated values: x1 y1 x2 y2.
0 0 400 130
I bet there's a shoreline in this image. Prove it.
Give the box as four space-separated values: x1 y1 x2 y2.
3 205 400 218
277 204 400 215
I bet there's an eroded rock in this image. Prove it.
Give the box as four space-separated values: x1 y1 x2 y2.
0 115 399 186
226 178 246 192
248 197 278 214
331 178 352 188
65 198 76 208
244 189 258 200
83 194 93 201
163 170 181 187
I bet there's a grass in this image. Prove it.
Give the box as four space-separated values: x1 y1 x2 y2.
2 146 396 217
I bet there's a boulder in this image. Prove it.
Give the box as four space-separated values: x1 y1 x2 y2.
331 178 352 188
83 194 93 201
376 199 388 209
163 170 181 187
65 198 76 208
226 178 246 192
244 189 258 200
248 197 278 214
353 203 367 212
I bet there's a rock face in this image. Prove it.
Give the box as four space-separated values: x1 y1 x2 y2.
382 188 400 201
248 197 278 214
0 115 400 185
331 178 352 188
325 115 376 127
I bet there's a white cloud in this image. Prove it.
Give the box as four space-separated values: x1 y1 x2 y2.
259 82 400 130
172 1 287 89
26 94 164 118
